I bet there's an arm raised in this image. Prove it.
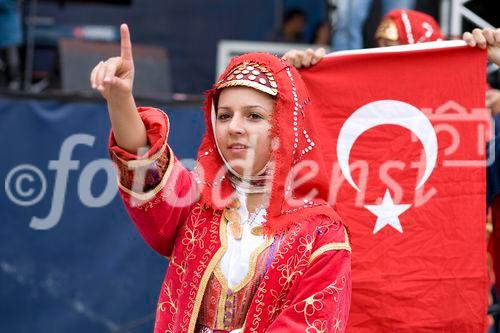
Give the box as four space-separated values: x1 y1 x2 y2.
90 23 147 154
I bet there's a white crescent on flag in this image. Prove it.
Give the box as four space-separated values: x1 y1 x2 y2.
336 99 438 192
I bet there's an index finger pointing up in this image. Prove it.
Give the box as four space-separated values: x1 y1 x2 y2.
120 23 133 61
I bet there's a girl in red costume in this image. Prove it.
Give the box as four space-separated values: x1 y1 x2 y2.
90 24 350 333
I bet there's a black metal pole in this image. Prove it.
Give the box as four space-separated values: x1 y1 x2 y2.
23 0 37 91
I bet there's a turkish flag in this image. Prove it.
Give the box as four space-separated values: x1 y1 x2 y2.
300 41 489 332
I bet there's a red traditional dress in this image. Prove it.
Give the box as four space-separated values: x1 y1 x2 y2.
109 53 351 333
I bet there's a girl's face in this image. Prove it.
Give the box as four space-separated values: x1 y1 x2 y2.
215 86 274 176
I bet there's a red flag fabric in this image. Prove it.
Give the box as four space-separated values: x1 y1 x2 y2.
300 41 489 332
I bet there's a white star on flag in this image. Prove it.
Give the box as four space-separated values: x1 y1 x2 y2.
364 189 412 234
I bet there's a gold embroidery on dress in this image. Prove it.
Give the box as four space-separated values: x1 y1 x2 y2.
212 228 273 328
214 267 228 328
118 145 175 201
215 238 274 292
135 189 173 212
293 275 347 333
308 228 351 265
170 255 188 279
113 136 167 168
156 281 177 333
187 211 227 333
157 281 178 315
248 219 340 331
268 232 315 322
156 206 205 332
176 204 211 332
248 223 303 332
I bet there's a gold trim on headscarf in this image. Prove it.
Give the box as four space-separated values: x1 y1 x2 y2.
215 62 278 96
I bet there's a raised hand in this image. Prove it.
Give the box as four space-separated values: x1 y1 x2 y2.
90 23 146 154
90 23 135 101
463 28 500 66
282 48 326 69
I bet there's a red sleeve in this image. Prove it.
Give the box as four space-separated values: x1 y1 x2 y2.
109 106 169 160
117 157 197 258
108 106 198 258
266 224 352 333
108 107 171 192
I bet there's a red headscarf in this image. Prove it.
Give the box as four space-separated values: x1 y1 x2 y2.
194 53 341 236
382 9 444 45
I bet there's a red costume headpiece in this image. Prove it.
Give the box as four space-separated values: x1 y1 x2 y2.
376 9 444 45
194 53 341 236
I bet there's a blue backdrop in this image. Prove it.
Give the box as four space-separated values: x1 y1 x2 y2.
0 96 205 332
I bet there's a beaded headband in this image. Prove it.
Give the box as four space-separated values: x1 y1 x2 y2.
215 61 278 96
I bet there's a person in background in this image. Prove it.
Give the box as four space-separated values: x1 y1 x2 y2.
374 9 443 47
275 8 307 43
332 0 416 51
0 0 22 90
311 22 331 47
